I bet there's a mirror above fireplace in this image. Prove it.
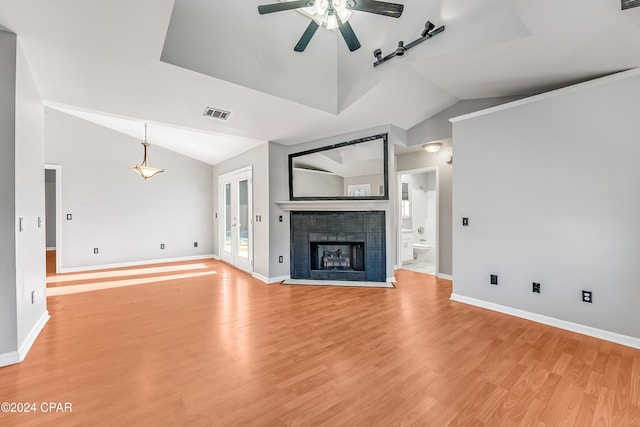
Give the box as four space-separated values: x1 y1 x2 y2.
288 133 388 201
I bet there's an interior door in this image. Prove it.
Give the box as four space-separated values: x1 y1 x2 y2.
219 167 253 273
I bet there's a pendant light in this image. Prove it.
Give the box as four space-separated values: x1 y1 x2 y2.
130 123 164 180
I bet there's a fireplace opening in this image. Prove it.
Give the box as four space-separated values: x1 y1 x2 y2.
310 242 365 272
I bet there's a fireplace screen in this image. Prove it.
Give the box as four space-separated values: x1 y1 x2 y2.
310 243 365 272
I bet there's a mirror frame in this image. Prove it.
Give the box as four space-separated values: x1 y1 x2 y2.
288 133 389 201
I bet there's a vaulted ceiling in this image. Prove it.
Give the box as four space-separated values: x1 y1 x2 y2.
1 0 639 165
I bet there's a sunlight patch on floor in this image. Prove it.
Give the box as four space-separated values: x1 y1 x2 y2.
47 271 217 296
46 263 210 284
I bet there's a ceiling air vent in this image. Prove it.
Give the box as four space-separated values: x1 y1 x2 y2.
203 107 230 120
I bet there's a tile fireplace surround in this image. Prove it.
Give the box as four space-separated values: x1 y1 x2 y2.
290 211 386 282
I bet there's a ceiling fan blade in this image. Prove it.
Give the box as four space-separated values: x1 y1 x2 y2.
294 21 320 52
258 0 314 15
348 0 404 18
338 19 361 52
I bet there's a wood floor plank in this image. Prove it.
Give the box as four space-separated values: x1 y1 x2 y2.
0 258 638 426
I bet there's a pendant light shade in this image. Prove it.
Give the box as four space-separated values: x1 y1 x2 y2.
130 123 164 180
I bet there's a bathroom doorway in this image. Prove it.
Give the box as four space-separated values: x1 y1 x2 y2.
397 167 439 275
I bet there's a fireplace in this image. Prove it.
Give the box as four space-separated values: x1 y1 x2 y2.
290 211 385 282
311 235 365 268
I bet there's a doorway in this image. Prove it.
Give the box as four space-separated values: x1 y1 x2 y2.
397 167 439 275
44 164 62 274
219 166 253 273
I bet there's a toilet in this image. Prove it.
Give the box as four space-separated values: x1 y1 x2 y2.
413 243 432 262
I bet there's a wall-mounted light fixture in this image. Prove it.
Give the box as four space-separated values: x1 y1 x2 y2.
130 123 164 180
373 20 445 67
422 141 443 153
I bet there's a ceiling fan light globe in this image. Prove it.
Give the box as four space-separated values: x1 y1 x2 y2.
314 0 328 15
325 13 339 29
332 0 347 12
336 8 351 23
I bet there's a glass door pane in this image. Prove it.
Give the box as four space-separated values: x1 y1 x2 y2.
237 179 249 261
224 183 232 254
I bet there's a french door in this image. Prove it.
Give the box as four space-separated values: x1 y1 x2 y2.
219 167 253 273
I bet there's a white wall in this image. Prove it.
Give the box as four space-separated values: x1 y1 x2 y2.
212 143 270 280
0 30 48 366
0 30 18 358
408 96 523 147
268 142 290 280
15 38 47 349
451 70 640 341
45 108 214 271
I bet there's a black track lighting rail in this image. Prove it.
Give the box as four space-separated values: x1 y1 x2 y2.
373 21 444 67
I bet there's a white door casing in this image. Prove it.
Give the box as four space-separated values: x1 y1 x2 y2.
219 166 253 273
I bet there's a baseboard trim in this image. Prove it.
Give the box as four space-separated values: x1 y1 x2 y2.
46 247 56 251
387 276 396 283
0 311 50 367
438 273 453 280
59 255 215 273
18 311 50 362
0 350 19 367
212 254 221 261
252 273 290 284
450 293 640 350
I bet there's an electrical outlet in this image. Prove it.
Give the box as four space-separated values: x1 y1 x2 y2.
194 242 198 248
279 256 283 263
279 215 283 222
161 243 165 250
532 282 541 293
31 290 35 304
490 274 498 285
582 290 593 303
66 214 72 220
93 248 99 254
462 217 469 226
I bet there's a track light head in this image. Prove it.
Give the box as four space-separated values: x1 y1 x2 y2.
421 21 435 37
372 19 445 67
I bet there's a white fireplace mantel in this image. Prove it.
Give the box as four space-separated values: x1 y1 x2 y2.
275 200 389 212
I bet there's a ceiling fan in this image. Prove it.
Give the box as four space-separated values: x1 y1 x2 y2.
258 0 404 52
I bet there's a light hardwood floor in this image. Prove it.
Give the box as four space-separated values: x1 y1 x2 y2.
1 257 639 426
